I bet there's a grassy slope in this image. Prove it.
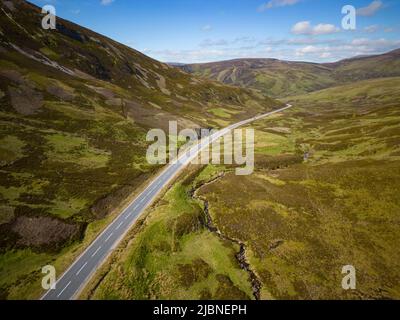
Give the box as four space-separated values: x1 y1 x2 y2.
88 77 400 299
180 49 400 98
0 0 279 299
197 77 400 299
183 59 335 99
327 49 400 83
82 165 253 300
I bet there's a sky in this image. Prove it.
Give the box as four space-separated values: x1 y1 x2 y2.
30 0 400 63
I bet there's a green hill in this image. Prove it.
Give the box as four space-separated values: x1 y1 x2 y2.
180 49 400 98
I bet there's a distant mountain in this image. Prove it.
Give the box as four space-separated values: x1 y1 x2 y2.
324 49 400 84
167 62 187 67
179 49 400 98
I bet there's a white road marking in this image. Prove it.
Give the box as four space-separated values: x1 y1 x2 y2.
125 204 138 220
125 209 135 219
91 246 102 257
105 233 113 242
76 262 88 276
57 281 71 298
116 221 123 230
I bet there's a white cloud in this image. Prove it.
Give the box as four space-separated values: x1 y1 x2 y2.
313 24 340 35
101 0 114 6
200 39 228 47
294 37 400 61
295 46 333 59
258 0 300 12
296 45 322 54
288 38 340 45
259 37 342 46
351 38 400 47
144 49 228 63
357 1 383 17
320 52 332 58
364 25 379 33
144 35 400 64
291 21 311 34
291 21 339 36
200 37 257 48
202 25 212 32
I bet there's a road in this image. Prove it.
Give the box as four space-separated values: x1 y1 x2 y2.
41 104 292 300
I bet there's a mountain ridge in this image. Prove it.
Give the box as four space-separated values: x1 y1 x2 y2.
178 48 400 98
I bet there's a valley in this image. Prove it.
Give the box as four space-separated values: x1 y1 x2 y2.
0 0 399 302
84 77 400 300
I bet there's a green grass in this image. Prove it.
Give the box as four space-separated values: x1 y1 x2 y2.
45 133 111 169
209 108 232 118
0 205 14 225
253 130 295 156
39 47 60 60
87 168 252 300
49 197 88 219
0 249 51 293
286 77 400 109
0 135 25 165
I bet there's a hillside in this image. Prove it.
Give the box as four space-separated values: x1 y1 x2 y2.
325 49 400 83
180 49 400 98
86 77 400 300
0 0 278 299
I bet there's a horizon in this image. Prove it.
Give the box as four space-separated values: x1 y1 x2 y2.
166 48 399 65
28 0 400 64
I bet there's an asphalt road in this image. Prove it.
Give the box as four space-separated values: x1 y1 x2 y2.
41 104 292 300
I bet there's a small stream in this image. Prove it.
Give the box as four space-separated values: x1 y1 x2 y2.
190 174 262 300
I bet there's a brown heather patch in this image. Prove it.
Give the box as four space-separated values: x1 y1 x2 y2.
8 85 43 115
9 215 82 250
46 84 75 101
177 259 212 289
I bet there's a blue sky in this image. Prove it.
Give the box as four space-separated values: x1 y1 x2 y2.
31 0 400 63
